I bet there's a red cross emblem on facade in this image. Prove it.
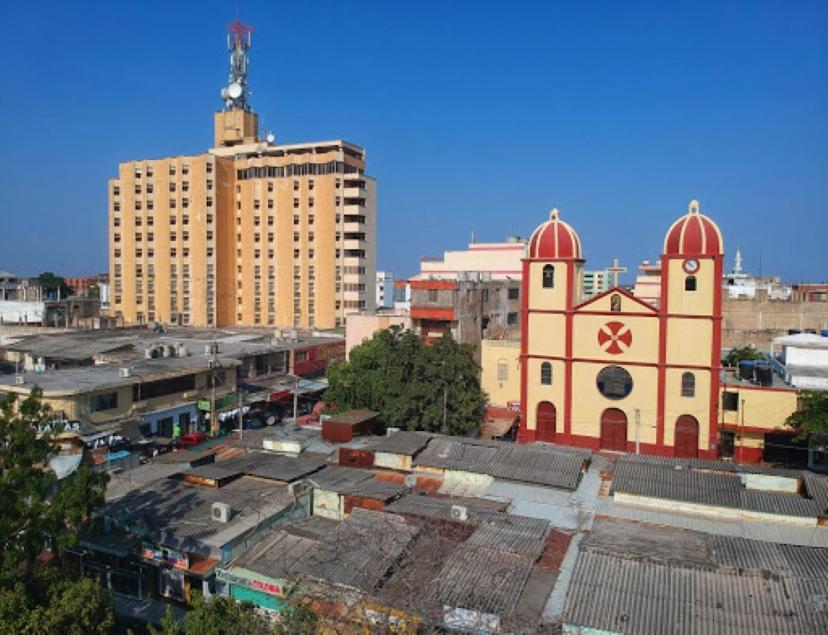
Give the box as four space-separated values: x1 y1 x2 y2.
598 321 632 355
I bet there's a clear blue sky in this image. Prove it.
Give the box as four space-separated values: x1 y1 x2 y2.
0 1 825 283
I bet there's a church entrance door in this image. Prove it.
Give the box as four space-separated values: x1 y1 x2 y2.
600 408 627 452
536 401 556 443
674 415 699 459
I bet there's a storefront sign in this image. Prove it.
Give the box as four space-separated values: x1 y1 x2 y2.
216 568 284 597
142 542 189 570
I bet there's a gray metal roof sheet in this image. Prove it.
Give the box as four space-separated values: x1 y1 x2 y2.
182 463 243 481
220 452 326 483
413 438 587 490
384 493 507 524
804 473 828 514
231 529 318 579
432 544 535 615
369 431 433 456
564 550 828 634
413 437 499 471
612 458 821 519
288 509 419 591
466 515 550 559
104 476 294 545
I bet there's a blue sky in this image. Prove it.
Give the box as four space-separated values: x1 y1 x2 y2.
0 1 825 283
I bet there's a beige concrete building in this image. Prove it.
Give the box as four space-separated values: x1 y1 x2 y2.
109 26 375 330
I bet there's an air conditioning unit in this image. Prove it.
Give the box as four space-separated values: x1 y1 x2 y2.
404 474 416 488
386 427 401 436
211 502 232 523
119 367 132 378
450 505 468 522
14 374 24 385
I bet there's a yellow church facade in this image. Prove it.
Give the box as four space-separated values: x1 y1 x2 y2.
518 201 724 459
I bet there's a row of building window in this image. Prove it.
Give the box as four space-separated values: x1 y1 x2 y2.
534 361 696 397
131 163 209 179
235 161 360 180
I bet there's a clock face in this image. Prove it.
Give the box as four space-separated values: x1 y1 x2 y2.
683 259 700 274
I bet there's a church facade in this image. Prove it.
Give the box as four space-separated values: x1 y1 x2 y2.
518 201 724 459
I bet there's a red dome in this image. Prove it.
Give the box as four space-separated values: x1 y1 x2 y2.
528 209 583 259
663 200 723 256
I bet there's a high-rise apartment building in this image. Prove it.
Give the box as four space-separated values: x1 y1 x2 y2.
109 21 376 329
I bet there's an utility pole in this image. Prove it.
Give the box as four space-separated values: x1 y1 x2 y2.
443 384 448 432
293 374 299 424
739 398 746 462
634 408 641 454
237 390 243 440
209 342 217 437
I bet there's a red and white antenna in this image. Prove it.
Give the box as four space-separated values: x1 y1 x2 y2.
221 18 254 110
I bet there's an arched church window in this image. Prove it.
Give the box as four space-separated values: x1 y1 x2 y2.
540 362 552 385
542 265 555 288
610 294 621 312
685 276 697 291
681 372 695 397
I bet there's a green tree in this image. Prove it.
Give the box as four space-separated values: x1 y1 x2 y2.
149 604 182 635
723 346 765 368
275 599 319 634
324 327 486 435
787 391 828 445
183 592 275 635
0 388 108 569
87 284 101 300
0 389 112 634
36 272 73 300
0 567 114 635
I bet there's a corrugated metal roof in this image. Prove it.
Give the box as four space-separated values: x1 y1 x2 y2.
612 457 821 519
384 493 507 524
370 431 433 456
414 438 499 471
466 515 550 559
182 463 242 481
413 438 587 490
708 534 828 580
486 445 586 490
232 529 318 579
220 452 326 483
281 515 340 541
563 550 828 634
289 509 419 591
308 465 374 490
432 544 534 615
804 472 828 514
619 452 804 478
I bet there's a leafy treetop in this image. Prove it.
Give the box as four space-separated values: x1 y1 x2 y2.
324 327 486 435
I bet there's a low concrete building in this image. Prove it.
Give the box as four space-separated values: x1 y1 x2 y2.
409 278 521 359
773 333 828 391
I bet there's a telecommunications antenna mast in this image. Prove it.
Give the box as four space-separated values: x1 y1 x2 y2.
222 18 253 110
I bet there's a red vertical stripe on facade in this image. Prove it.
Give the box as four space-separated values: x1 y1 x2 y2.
564 263 575 436
708 255 724 459
656 255 669 447
518 258 533 442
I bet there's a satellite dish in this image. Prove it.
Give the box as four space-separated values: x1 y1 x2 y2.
266 132 275 144
220 87 229 100
227 83 243 99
